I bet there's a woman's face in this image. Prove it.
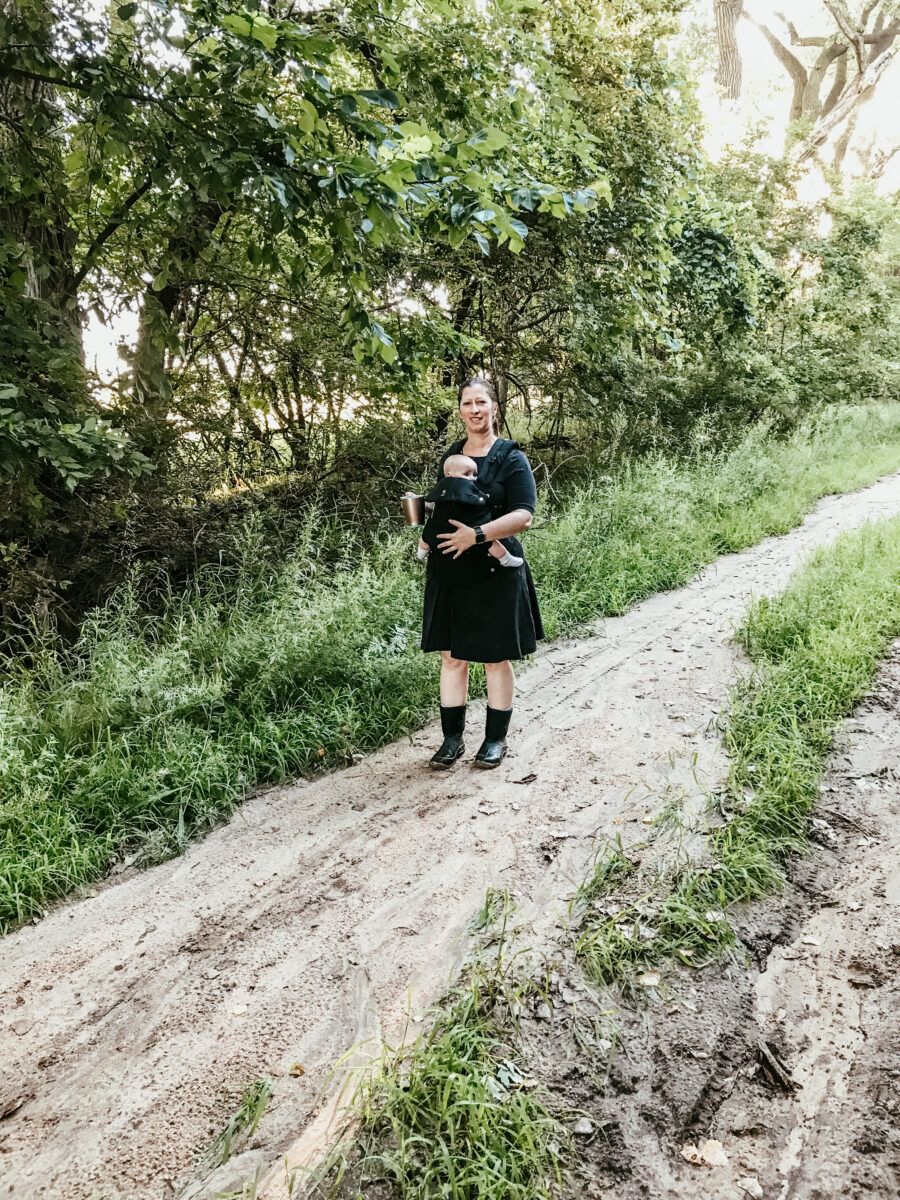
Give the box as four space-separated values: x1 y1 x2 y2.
459 385 497 437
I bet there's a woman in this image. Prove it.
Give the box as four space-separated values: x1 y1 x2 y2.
421 376 544 769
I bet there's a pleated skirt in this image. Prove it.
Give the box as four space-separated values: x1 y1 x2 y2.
421 557 544 663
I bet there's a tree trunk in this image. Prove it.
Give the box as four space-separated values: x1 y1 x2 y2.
0 0 82 341
131 201 223 449
714 0 744 99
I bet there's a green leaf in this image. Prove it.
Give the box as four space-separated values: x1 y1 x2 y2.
222 13 252 38
467 128 508 154
473 231 491 255
255 103 279 128
116 3 138 19
359 89 401 110
249 15 279 51
296 99 318 133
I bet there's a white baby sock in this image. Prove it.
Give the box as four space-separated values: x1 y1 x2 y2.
498 550 523 568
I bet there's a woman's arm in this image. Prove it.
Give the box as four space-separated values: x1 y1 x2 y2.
436 509 532 558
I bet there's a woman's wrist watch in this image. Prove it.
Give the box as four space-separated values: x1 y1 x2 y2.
473 526 486 544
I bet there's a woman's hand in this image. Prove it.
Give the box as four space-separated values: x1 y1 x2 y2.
437 520 476 559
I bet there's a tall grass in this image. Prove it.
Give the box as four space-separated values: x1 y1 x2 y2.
576 513 900 987
3 403 900 931
533 401 900 632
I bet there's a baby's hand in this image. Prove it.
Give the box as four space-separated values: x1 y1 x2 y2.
487 541 506 560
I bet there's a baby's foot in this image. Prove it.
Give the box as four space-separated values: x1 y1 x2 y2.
488 541 523 568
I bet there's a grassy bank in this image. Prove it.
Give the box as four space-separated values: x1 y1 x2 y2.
3 402 900 931
310 898 571 1200
576 512 900 985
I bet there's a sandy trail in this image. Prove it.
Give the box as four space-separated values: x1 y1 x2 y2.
697 648 900 1200
3 474 900 1200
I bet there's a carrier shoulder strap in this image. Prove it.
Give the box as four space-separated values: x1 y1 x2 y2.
436 437 519 490
477 437 519 491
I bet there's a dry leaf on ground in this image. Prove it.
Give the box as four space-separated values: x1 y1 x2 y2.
681 1138 728 1166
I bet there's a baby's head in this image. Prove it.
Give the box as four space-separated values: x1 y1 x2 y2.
443 454 478 480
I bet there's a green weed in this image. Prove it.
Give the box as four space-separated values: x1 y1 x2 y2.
315 959 570 1200
201 1077 273 1173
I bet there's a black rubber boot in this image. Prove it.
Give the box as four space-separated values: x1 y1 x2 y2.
430 705 466 769
474 706 512 769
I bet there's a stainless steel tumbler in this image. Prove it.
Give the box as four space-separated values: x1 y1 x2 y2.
401 493 426 526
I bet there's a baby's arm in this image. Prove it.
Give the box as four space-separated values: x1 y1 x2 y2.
417 536 430 561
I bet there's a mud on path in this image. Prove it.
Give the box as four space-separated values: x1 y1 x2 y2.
2 473 900 1200
523 644 900 1200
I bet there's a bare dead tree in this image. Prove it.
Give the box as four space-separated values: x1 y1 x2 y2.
742 2 900 162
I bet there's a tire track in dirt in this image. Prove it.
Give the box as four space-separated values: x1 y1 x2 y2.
2 473 900 1200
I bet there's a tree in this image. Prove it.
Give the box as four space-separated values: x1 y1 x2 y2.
0 1 149 502
714 0 744 99
744 2 900 159
0 0 603 622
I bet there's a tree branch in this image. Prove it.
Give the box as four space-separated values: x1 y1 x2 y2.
748 17 808 121
797 42 898 161
823 0 865 72
821 49 848 117
72 177 155 289
775 12 826 46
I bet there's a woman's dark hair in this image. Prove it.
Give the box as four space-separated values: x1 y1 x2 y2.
457 375 496 405
458 376 500 434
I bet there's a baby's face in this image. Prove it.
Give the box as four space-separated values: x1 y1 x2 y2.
444 455 479 480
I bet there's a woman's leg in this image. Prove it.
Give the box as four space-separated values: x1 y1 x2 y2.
432 653 469 769
440 651 470 705
475 660 514 768
484 660 514 709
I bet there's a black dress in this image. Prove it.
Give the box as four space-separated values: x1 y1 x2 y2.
420 442 545 663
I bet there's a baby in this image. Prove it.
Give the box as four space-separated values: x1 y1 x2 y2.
417 454 523 567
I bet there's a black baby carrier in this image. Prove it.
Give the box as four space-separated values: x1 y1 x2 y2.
425 439 522 578
435 438 520 520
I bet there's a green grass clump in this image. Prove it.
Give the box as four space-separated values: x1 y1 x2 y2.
3 402 900 930
576 514 900 987
201 1076 273 1172
0 528 443 930
318 974 569 1200
533 402 900 634
714 514 900 892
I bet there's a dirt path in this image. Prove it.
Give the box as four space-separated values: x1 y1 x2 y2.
552 642 900 1200
700 649 900 1200
3 473 900 1200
